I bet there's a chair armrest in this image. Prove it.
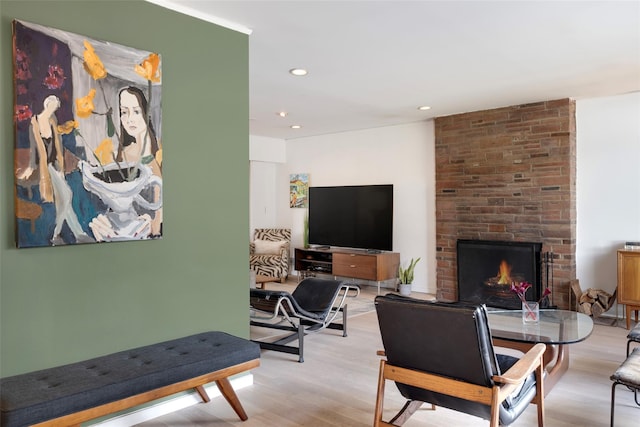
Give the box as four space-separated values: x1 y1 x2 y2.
492 343 546 385
249 242 256 254
377 350 386 357
278 243 290 259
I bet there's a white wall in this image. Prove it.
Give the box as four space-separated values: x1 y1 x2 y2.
282 121 436 293
249 135 286 163
576 92 640 309
249 136 287 237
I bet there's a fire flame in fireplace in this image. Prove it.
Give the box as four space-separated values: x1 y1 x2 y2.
496 260 512 285
484 259 525 288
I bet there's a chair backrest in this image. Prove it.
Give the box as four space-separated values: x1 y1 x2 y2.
375 294 500 415
253 228 291 243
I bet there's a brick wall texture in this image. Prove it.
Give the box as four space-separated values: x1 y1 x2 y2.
434 99 576 309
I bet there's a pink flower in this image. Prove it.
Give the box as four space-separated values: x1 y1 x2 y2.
15 104 33 121
43 64 65 89
510 281 532 302
15 48 31 81
540 287 552 301
511 281 552 304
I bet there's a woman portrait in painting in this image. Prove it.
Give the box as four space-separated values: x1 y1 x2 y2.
19 95 93 246
88 86 163 241
116 86 162 175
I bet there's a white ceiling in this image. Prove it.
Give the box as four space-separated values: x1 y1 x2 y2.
152 0 640 140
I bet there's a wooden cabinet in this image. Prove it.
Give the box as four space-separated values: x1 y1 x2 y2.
617 249 640 329
294 247 400 292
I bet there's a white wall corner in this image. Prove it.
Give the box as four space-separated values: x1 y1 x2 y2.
250 135 286 163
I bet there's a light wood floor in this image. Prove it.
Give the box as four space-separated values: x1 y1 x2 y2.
138 283 639 426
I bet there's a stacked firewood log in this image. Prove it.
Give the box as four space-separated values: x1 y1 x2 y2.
571 280 616 317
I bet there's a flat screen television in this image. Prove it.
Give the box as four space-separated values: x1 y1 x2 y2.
308 184 393 251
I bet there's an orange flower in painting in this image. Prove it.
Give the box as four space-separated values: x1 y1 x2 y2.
82 40 107 80
94 138 114 165
76 89 96 118
135 53 161 83
57 120 78 135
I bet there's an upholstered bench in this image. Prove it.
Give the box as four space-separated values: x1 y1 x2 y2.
0 331 260 426
610 347 640 426
627 322 640 356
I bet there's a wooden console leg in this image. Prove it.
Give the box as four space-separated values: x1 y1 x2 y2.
215 377 249 421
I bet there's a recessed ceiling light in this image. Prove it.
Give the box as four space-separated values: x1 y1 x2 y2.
289 68 308 76
277 111 288 117
418 105 432 111
290 125 302 129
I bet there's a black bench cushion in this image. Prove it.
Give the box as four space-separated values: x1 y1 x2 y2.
0 331 260 427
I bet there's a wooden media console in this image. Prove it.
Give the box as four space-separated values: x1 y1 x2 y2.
294 247 399 293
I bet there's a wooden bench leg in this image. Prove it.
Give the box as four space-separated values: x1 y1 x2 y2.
195 385 211 403
216 377 249 421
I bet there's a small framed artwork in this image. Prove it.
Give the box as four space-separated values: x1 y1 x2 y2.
289 173 309 208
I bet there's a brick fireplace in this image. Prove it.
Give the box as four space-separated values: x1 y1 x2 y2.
435 99 576 310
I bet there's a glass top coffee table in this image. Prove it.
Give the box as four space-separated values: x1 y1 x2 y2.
487 309 594 395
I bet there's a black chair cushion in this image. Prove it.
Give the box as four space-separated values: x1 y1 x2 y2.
291 278 344 315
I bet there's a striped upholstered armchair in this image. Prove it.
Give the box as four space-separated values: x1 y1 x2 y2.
249 228 291 283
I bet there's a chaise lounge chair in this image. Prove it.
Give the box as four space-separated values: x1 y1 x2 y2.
249 277 359 362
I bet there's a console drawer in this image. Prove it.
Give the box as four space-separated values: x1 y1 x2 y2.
333 253 377 280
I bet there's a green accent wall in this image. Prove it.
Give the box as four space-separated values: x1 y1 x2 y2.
0 1 249 376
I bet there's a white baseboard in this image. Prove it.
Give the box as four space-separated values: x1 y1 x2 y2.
89 374 254 426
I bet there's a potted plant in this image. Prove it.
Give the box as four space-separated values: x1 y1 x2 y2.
398 257 420 296
303 211 309 248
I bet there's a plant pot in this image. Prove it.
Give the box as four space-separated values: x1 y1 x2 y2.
398 283 412 296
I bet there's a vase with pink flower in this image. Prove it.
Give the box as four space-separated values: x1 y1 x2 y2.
511 281 552 324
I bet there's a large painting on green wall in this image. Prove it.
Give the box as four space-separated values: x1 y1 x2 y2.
12 20 163 248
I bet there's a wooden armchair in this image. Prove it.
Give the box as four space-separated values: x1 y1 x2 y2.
374 294 545 427
249 228 291 283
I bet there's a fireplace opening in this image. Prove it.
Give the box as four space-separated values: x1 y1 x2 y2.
457 239 543 309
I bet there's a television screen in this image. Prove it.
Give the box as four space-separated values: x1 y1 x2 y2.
308 184 393 251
